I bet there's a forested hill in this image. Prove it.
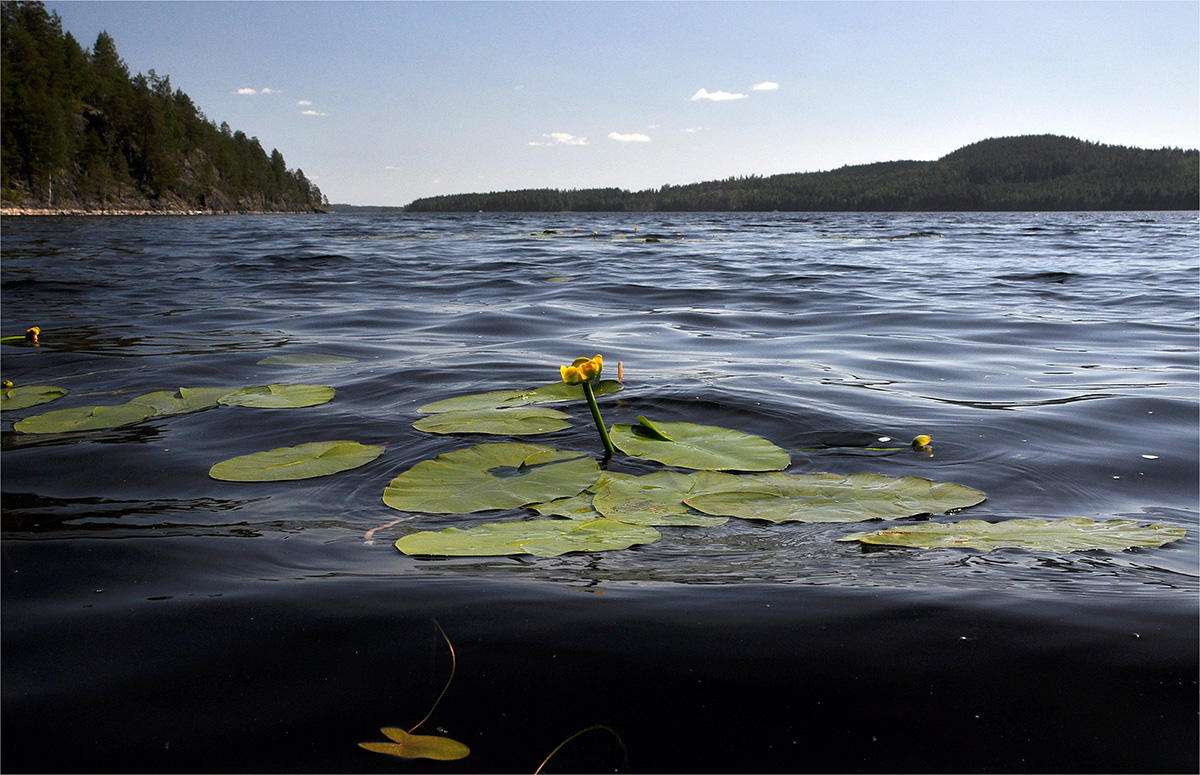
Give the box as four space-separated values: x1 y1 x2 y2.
1 1 325 213
406 135 1199 213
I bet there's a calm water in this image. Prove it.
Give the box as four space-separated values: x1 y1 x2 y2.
2 211 1197 773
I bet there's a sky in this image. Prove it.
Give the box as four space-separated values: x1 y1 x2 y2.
44 1 1200 207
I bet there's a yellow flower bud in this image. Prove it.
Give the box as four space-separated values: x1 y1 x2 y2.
911 434 932 450
562 355 603 384
560 365 585 384
25 327 39 343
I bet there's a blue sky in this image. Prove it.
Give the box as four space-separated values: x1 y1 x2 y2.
45 1 1200 206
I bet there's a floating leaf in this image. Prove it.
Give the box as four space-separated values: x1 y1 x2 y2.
839 517 1187 552
609 419 790 471
209 440 384 482
383 442 601 514
359 727 470 761
526 492 602 520
1 384 68 411
13 401 157 434
395 517 660 557
128 387 230 416
218 384 334 408
413 406 571 436
257 353 357 365
684 471 986 523
417 379 623 414
593 470 727 526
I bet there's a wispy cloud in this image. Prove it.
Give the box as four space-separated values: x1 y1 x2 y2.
752 81 780 91
260 87 280 94
237 87 258 95
691 88 747 101
384 165 402 171
237 87 280 96
528 132 588 146
608 132 651 143
298 99 313 106
300 109 328 116
681 127 703 133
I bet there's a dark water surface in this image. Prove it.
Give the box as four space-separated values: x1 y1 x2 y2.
2 212 1197 773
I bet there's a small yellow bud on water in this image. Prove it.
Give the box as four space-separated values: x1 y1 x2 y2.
25 326 39 343
911 434 933 450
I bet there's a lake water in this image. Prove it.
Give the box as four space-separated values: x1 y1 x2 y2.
2 211 1197 773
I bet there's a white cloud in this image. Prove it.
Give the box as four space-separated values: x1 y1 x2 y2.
608 132 651 143
237 88 258 95
681 126 703 133
384 165 402 171
300 109 328 116
691 88 747 101
528 132 588 146
752 81 780 91
298 99 313 106
259 87 280 94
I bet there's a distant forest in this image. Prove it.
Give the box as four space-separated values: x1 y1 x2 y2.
1 0 325 212
406 135 1199 213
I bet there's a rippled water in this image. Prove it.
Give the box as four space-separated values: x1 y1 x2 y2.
3 212 1197 773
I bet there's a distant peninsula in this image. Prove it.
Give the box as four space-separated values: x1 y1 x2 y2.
1 1 325 214
405 135 1199 213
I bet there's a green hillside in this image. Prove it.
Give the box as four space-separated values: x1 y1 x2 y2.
1 0 325 212
405 135 1199 212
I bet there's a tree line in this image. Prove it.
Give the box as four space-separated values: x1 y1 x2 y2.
1 0 325 212
406 134 1199 213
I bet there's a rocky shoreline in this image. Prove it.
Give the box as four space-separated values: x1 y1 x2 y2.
1 206 327 216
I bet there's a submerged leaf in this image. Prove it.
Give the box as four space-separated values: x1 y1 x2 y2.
395 517 660 557
610 419 790 471
359 727 470 761
593 470 727 526
417 379 623 414
218 384 334 408
839 517 1187 552
257 353 357 365
129 387 230 416
383 442 601 514
1 384 68 411
210 440 384 482
413 406 572 436
684 471 986 523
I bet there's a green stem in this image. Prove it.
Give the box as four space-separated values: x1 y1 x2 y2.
581 381 615 458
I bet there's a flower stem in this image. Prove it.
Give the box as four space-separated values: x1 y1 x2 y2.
581 381 615 458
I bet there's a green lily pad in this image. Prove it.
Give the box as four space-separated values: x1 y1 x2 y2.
209 440 384 482
610 419 790 471
413 406 572 436
383 442 601 514
128 387 230 416
1 384 68 411
417 379 623 414
526 492 602 520
395 517 660 557
13 401 158 434
593 470 728 526
839 517 1187 552
684 471 986 523
218 384 335 408
257 353 357 365
359 727 470 761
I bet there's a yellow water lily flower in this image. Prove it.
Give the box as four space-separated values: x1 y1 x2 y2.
561 354 603 384
25 327 39 343
911 434 932 450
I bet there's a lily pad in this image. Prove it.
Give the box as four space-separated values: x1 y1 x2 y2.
527 492 602 520
395 517 660 557
413 406 572 436
839 517 1187 552
218 384 335 409
257 353 357 365
417 379 623 414
383 442 601 514
1 384 68 411
209 440 384 482
128 387 231 416
684 471 986 523
13 401 158 434
359 727 470 761
610 419 790 471
593 470 728 526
